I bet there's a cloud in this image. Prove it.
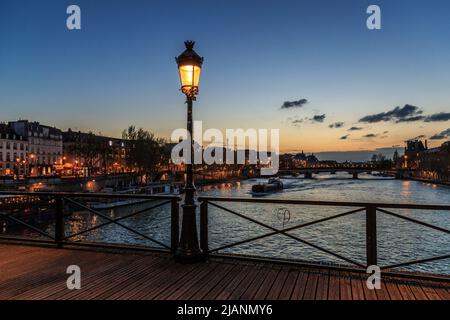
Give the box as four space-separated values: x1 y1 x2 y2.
409 135 426 140
396 115 425 123
289 114 326 127
424 112 450 122
348 126 363 131
340 134 349 140
363 133 377 138
359 104 423 123
329 122 344 128
430 128 450 140
289 117 307 127
281 99 308 109
312 114 326 122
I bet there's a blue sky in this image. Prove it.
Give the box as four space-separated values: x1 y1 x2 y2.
1 0 449 157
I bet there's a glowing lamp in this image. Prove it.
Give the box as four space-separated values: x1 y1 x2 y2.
176 41 203 98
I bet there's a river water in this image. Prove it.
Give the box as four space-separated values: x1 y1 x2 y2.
6 173 450 275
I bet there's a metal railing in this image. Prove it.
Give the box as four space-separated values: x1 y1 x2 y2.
0 191 181 252
1 191 449 280
197 196 450 274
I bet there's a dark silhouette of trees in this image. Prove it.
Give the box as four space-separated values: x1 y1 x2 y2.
371 153 393 169
122 126 167 183
65 131 111 176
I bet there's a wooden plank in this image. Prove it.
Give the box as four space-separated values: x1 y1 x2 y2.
188 263 235 300
139 263 201 300
156 262 213 300
303 272 319 300
240 267 270 300
0 248 70 282
396 283 416 300
374 279 391 300
278 269 299 300
253 267 280 300
227 265 265 300
54 254 142 300
315 271 329 300
56 254 156 300
214 265 253 300
104 258 170 299
126 259 196 300
22 254 122 300
384 281 404 300
266 267 290 300
339 272 352 300
0 249 69 285
421 285 442 300
10 253 121 300
350 275 365 300
433 286 450 300
91 256 173 300
290 271 308 300
0 250 99 299
361 277 378 300
166 263 221 300
0 244 449 301
327 271 340 300
202 264 244 300
408 284 429 300
0 245 37 262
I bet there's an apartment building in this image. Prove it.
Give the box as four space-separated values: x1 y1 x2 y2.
0 124 28 177
8 120 63 176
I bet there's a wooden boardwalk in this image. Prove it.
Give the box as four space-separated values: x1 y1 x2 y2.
0 243 449 300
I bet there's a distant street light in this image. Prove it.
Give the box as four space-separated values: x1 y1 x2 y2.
175 41 204 261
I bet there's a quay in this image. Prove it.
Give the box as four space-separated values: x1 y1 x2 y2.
0 243 449 300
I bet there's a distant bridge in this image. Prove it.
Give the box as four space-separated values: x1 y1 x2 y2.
278 166 393 179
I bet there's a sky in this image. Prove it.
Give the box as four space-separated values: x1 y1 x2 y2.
1 0 450 160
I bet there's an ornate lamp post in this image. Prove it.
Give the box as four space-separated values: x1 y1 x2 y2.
175 41 204 261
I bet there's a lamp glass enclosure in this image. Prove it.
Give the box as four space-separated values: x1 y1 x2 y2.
178 64 201 96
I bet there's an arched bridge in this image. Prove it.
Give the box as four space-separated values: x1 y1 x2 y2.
278 165 393 179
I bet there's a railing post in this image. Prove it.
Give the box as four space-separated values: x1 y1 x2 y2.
366 205 377 267
55 195 64 248
171 198 180 253
200 200 209 255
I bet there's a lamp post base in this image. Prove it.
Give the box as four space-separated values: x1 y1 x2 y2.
175 203 205 263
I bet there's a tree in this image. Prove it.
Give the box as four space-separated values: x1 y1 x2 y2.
370 153 392 169
122 126 166 183
66 131 111 176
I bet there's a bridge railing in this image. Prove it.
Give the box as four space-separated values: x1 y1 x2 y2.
197 196 450 277
0 191 181 252
1 191 449 279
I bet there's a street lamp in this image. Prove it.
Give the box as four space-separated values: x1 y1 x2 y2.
175 40 204 261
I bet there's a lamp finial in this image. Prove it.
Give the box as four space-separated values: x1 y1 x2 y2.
184 40 195 50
